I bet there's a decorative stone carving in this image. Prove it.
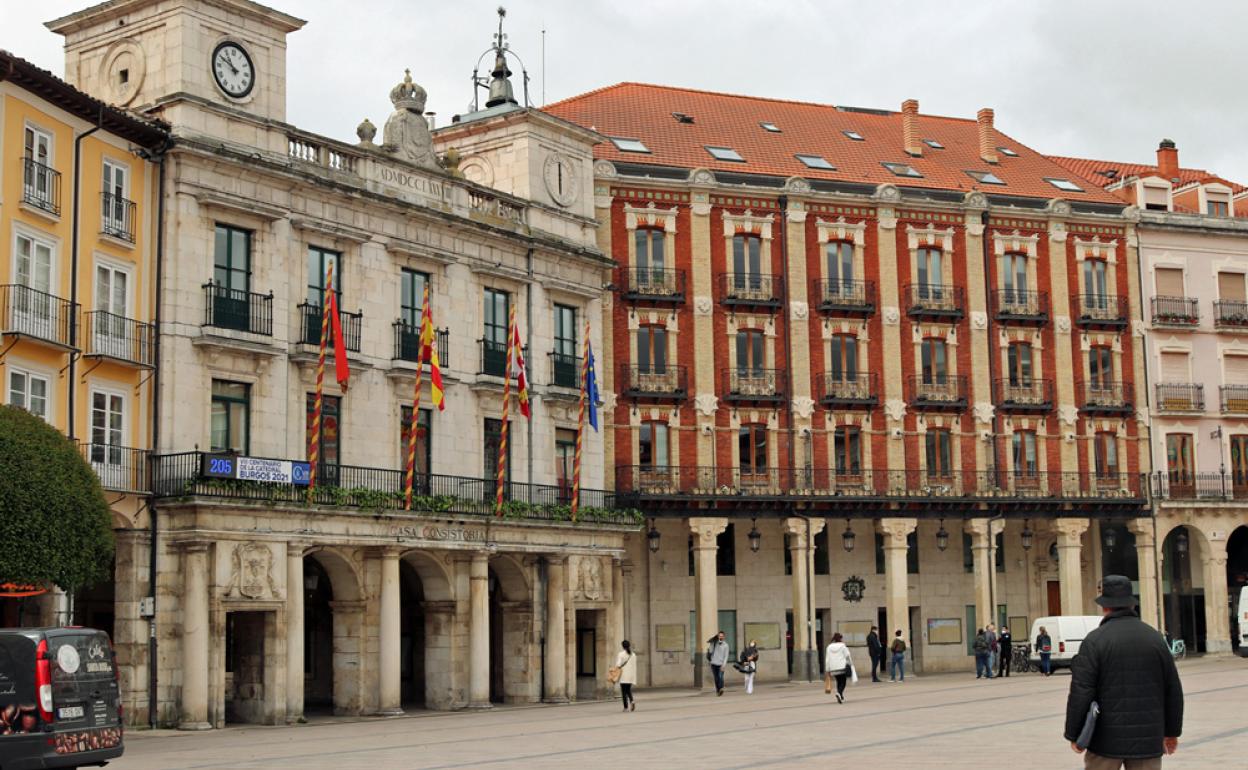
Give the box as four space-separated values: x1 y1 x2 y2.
967 221 985 237
600 392 617 412
878 211 898 231
356 118 377 147
1049 223 1068 243
973 402 995 424
1131 319 1146 337
883 307 900 325
382 70 437 169
440 147 463 178
792 396 815 420
224 542 278 599
690 168 716 186
574 556 605 601
971 311 988 330
786 176 812 193
1055 315 1071 334
1058 405 1079 427
1135 407 1150 425
1047 199 1072 217
790 301 809 321
1121 205 1141 223
694 296 713 316
884 399 907 422
694 393 719 418
1053 517 1090 541
876 518 918 544
875 184 901 202
593 159 617 178
964 191 988 210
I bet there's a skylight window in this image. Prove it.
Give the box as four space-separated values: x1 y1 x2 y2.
966 170 1005 185
1045 177 1083 192
882 162 922 178
760 122 781 133
843 130 865 141
610 137 650 153
997 146 1019 157
923 139 945 149
795 154 836 170
705 145 745 162
672 112 695 124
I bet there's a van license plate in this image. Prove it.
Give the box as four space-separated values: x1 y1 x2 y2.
58 705 84 719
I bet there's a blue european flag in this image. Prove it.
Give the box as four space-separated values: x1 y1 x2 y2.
585 341 600 432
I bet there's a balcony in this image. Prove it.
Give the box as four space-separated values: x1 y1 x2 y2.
81 311 155 368
818 372 878 408
1214 300 1248 329
1221 385 1248 414
991 289 1048 324
100 192 136 243
0 284 76 350
995 378 1053 412
1151 471 1248 501
81 443 150 493
621 268 685 304
814 279 875 317
478 338 508 377
905 284 964 320
1151 296 1199 327
550 351 581 389
392 320 449 368
909 374 968 410
1074 294 1128 329
622 364 687 401
298 303 362 352
22 157 61 216
722 368 786 403
203 282 273 336
720 273 782 308
1080 380 1133 415
1155 383 1204 413
151 451 637 524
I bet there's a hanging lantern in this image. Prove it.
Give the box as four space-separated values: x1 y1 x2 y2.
1020 519 1034 551
936 519 950 552
1103 523 1118 550
842 520 856 553
748 519 762 553
1175 527 1188 555
647 520 661 553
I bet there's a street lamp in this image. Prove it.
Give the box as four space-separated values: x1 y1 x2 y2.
1103 523 1118 551
1020 519 1034 551
842 519 856 553
936 519 950 552
748 519 762 553
1175 527 1188 555
647 519 661 553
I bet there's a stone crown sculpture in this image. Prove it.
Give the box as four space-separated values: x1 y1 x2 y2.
390 69 427 113
382 69 438 170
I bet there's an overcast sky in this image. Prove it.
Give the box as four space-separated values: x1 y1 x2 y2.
5 0 1247 183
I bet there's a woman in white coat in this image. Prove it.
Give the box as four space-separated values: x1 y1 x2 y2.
615 640 638 711
823 632 857 703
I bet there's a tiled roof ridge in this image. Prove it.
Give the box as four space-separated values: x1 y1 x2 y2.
1050 154 1213 179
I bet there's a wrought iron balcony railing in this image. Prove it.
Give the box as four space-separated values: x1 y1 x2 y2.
722 368 785 402
550 351 581 389
1155 383 1204 412
0 284 76 349
621 268 685 303
815 279 876 316
1151 296 1199 326
298 302 362 352
80 443 150 493
818 372 878 407
1151 471 1248 501
1080 380 1133 414
100 192 136 243
22 157 61 216
1075 294 1128 327
1221 384 1248 413
721 273 782 306
81 310 155 367
622 364 687 400
905 283 964 319
909 374 968 409
992 289 1048 323
392 320 449 367
202 281 273 336
1214 300 1248 329
995 378 1053 412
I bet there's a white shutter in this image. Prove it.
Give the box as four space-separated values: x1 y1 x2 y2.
1219 272 1246 302
1225 355 1248 385
1142 185 1169 209
1160 352 1189 383
1155 268 1185 297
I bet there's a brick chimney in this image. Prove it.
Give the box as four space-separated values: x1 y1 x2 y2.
902 99 921 157
1157 139 1179 181
977 108 998 164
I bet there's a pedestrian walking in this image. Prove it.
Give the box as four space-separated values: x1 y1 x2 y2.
998 626 1013 678
986 623 999 676
866 625 883 683
613 640 637 712
736 640 759 694
1065 574 1184 769
706 631 730 695
1037 625 1053 676
888 629 907 682
823 632 858 703
973 628 992 679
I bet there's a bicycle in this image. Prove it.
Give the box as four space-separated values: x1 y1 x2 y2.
1012 643 1034 673
1169 638 1186 661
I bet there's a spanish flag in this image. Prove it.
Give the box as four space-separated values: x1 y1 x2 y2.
420 287 446 411
512 316 530 419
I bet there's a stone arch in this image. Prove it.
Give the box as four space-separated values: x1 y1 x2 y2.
1159 523 1212 653
399 550 453 602
302 546 364 715
488 553 531 602
304 546 363 602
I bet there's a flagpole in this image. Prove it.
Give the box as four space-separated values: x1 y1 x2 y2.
495 304 515 517
307 263 334 503
571 321 590 521
404 285 428 510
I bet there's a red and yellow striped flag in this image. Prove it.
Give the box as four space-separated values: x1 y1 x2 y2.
512 315 530 419
420 286 445 411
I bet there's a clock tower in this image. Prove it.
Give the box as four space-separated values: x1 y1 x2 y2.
47 0 304 125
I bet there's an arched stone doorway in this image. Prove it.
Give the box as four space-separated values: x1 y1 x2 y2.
1228 526 1248 654
397 550 454 709
302 549 363 716
1161 525 1207 653
488 555 534 705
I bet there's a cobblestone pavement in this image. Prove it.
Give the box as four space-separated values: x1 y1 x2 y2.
111 657 1246 769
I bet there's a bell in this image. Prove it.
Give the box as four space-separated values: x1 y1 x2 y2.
485 52 516 108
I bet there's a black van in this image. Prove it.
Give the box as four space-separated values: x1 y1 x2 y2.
0 627 123 769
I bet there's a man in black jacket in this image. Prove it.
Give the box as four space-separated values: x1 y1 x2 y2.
866 626 883 682
1065 574 1183 769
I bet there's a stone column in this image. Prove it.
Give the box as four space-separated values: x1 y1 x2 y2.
377 549 404 715
179 543 211 730
965 519 993 631
468 552 491 708
285 545 305 723
1128 519 1160 629
784 517 825 681
609 558 626 655
878 519 917 642
543 556 568 703
689 517 728 690
1204 553 1231 654
1055 518 1090 617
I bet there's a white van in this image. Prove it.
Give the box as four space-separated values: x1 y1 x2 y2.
1028 616 1103 669
1237 586 1248 657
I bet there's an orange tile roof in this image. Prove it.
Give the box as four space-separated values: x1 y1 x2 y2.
1049 155 1247 196
543 82 1124 204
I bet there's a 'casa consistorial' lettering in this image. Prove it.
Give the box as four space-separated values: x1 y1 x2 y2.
391 525 487 542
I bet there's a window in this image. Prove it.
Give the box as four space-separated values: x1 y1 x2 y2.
833 426 861 476
1208 198 1230 217
917 247 943 295
483 288 509 376
609 137 649 153
705 146 744 162
829 334 858 382
1218 272 1246 302
399 269 428 327
89 390 126 466
306 246 341 306
1002 252 1028 299
1045 178 1083 193
637 325 667 373
795 154 835 170
399 406 431 475
1165 433 1193 483
1142 185 1169 211
23 125 52 165
1231 435 1248 489
102 159 129 235
93 262 131 356
1094 432 1118 478
553 304 578 388
843 130 864 141
732 234 763 289
555 428 577 496
1083 258 1108 299
22 125 53 205
739 424 768 477
1089 346 1114 388
966 170 1005 185
925 430 953 478
825 241 853 289
211 380 250 454
7 368 49 421
639 421 669 468
717 524 736 576
997 146 1019 157
923 138 945 149
306 393 341 469
1155 267 1185 298
882 162 922 178
635 227 666 271
920 337 948 383
484 418 509 483
213 224 251 293
1012 431 1038 475
1007 342 1033 386
760 122 781 133
736 329 765 374
15 231 54 298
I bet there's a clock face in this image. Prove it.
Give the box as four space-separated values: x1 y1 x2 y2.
543 154 579 208
211 42 254 98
